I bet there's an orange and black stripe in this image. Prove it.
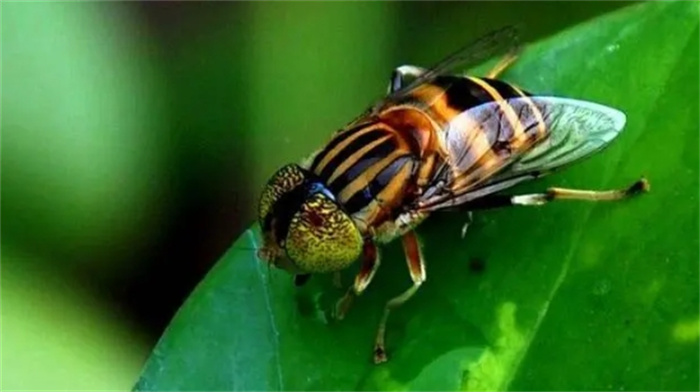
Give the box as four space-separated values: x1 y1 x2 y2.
309 122 417 215
409 76 549 208
307 75 548 218
397 75 527 121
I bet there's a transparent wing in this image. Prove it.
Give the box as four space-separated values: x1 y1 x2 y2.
417 96 627 211
498 97 626 173
389 26 519 99
345 26 520 124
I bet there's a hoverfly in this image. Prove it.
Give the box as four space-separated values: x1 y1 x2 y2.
256 26 648 364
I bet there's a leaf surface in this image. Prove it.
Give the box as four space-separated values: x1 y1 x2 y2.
134 2 700 390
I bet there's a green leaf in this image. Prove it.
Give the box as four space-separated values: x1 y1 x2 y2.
134 2 699 391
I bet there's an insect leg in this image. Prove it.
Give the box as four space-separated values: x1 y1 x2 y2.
466 177 649 210
511 177 649 205
373 230 426 364
334 240 380 320
388 65 427 93
332 271 343 289
486 46 522 79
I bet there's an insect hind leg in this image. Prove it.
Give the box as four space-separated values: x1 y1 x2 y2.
465 177 649 210
388 65 427 93
513 177 649 206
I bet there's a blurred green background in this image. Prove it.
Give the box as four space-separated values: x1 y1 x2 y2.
4 1 686 390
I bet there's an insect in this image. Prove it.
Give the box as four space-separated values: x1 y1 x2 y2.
256 26 649 364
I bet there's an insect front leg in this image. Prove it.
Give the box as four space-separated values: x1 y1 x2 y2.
333 240 380 320
387 65 427 93
466 177 650 210
332 271 343 289
486 45 522 79
373 230 426 364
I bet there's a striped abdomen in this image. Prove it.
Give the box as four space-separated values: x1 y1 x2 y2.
403 75 535 128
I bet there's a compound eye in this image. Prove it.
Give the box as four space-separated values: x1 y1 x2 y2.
258 164 306 229
284 193 362 273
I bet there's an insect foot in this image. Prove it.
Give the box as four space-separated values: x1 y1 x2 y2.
373 345 388 364
627 176 651 195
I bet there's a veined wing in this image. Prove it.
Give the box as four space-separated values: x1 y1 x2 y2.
388 26 519 100
344 26 520 125
416 96 627 211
